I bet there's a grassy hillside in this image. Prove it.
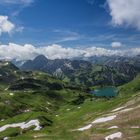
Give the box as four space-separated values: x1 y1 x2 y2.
119 74 140 94
59 64 131 87
0 61 140 139
0 61 90 139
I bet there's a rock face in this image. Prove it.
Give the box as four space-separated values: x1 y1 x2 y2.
86 55 140 77
19 55 140 86
0 61 19 83
21 55 91 74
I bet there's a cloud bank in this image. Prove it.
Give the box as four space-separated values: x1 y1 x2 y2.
0 43 140 60
107 0 140 30
0 15 15 35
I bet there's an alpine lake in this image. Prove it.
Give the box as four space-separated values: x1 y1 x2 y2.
91 86 118 97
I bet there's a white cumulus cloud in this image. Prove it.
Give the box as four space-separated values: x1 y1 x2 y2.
0 43 140 60
107 0 140 30
0 15 15 35
0 43 37 60
111 42 122 48
37 44 84 60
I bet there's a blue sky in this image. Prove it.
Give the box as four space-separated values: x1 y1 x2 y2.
0 0 140 60
0 0 139 47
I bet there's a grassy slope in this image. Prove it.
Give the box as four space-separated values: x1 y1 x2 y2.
61 64 129 86
1 75 139 140
0 64 90 139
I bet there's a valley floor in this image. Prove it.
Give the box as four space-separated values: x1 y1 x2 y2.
0 91 139 140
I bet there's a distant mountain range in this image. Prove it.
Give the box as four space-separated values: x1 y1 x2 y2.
86 55 140 77
12 55 140 86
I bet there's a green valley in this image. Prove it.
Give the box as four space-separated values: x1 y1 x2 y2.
0 60 140 140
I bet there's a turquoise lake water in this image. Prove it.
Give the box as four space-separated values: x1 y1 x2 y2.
91 87 118 97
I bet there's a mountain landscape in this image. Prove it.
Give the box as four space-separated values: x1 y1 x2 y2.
0 0 140 139
0 55 139 140
18 55 140 86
